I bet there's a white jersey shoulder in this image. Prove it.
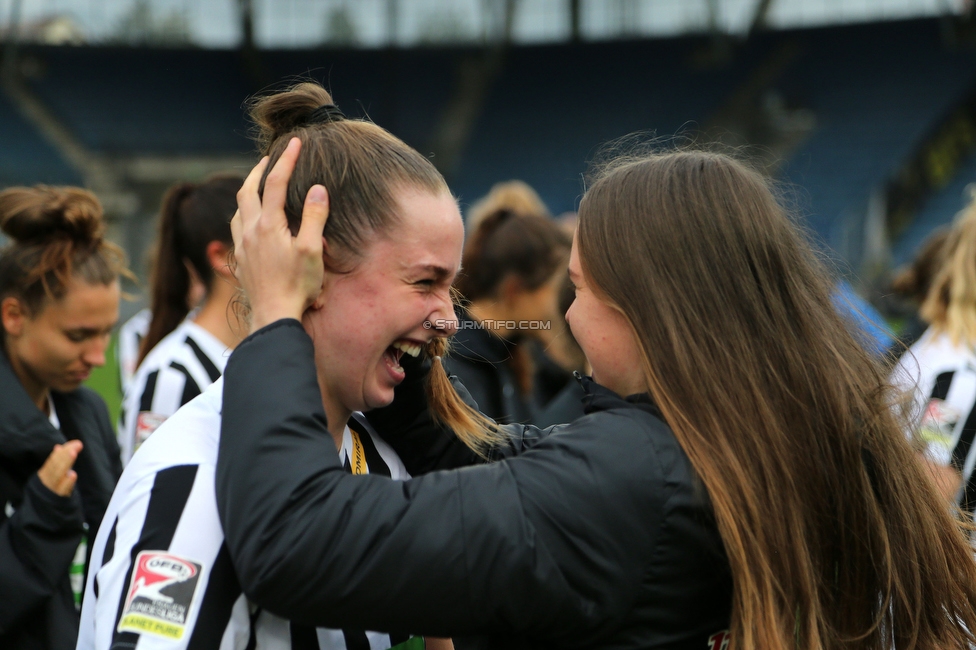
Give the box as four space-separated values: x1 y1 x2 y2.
117 308 152 394
118 321 230 465
79 380 415 650
891 327 976 467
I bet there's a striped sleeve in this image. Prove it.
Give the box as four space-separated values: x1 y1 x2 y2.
119 365 198 465
117 309 152 393
80 464 240 650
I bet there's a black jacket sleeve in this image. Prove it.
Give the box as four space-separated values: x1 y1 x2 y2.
216 320 664 645
93 395 123 480
440 356 500 422
0 474 84 633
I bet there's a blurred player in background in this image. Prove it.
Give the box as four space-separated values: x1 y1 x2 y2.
892 204 976 507
118 175 242 464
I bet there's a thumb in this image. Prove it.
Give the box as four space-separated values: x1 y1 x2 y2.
63 440 84 457
297 185 329 252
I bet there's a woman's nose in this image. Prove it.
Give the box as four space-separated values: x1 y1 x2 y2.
435 317 458 337
429 290 458 336
82 336 109 368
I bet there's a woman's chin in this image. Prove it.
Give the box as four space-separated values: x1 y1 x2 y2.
365 369 400 409
363 387 396 411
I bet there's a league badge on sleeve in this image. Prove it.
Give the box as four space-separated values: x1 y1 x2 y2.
136 412 167 450
118 551 203 639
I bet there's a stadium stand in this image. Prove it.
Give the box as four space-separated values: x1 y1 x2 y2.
775 20 976 256
892 148 976 266
0 88 80 186
23 47 253 155
3 16 976 273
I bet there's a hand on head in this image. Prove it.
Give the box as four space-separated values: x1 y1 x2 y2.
37 440 83 497
231 137 331 333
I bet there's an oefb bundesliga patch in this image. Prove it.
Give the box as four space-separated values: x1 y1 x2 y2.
118 551 203 639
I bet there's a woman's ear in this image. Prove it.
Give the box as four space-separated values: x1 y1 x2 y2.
311 237 333 310
1 296 26 337
207 241 235 280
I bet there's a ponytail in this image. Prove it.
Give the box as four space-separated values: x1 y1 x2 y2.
424 337 507 457
139 183 195 366
138 174 241 366
455 207 570 302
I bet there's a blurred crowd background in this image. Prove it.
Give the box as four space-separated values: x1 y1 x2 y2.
1 0 974 418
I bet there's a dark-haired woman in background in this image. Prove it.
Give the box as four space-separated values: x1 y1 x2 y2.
118 174 242 463
450 208 571 423
0 186 125 650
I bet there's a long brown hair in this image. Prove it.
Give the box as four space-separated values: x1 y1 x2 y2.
577 150 976 649
0 186 127 327
249 81 500 454
139 174 242 365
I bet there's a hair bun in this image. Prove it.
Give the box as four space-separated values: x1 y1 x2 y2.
249 81 336 154
0 186 104 247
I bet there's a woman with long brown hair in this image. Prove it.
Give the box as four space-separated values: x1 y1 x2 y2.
0 186 125 650
216 147 976 649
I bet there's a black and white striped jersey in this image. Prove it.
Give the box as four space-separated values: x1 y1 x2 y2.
119 321 229 465
892 327 976 517
117 308 152 395
78 379 421 650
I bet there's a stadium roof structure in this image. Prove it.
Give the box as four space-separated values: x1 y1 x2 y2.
2 7 976 283
0 0 969 50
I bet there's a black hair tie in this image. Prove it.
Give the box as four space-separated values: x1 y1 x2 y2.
305 104 346 126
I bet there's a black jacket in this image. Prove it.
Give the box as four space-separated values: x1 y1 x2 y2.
0 351 122 650
444 311 533 424
216 320 732 649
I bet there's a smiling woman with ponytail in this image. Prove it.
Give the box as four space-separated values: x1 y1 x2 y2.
78 81 466 650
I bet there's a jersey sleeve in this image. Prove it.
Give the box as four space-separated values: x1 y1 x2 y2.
80 463 233 650
119 365 196 466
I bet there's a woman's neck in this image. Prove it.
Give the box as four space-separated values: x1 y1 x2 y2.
319 387 352 451
191 280 242 350
4 343 49 412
